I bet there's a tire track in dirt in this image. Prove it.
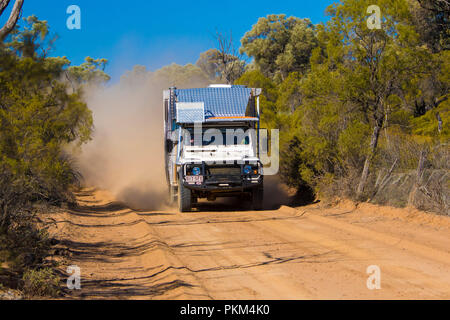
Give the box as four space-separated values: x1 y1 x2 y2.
53 189 450 299
143 208 448 299
251 210 449 298
145 213 316 299
280 206 450 297
53 191 209 299
280 206 450 265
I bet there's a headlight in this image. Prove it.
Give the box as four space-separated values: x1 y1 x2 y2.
192 167 201 176
243 165 252 175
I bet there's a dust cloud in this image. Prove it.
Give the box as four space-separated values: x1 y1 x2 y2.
263 175 293 209
77 66 210 210
76 65 296 211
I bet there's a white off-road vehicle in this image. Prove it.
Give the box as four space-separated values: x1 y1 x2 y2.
163 85 264 212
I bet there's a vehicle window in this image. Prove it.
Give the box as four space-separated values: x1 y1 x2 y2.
185 128 251 146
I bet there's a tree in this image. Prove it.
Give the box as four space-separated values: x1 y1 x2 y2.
0 53 94 207
196 49 223 81
0 15 111 288
276 72 303 113
214 31 246 84
410 0 449 52
0 16 105 222
66 57 110 90
235 70 279 129
151 63 211 88
196 48 245 84
5 16 110 90
0 0 24 41
407 1 449 119
240 14 317 82
6 15 56 58
196 31 246 84
316 0 433 197
277 0 440 199
409 0 450 53
120 65 151 86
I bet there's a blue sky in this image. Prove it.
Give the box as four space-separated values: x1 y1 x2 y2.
1 0 335 81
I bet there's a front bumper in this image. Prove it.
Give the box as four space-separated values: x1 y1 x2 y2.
181 162 263 192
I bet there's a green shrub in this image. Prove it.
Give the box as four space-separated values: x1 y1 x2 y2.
21 268 60 298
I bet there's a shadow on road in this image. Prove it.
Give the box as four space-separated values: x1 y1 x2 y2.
192 175 317 212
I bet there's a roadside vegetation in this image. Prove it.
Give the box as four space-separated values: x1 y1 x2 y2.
0 0 448 298
0 2 108 298
212 0 448 212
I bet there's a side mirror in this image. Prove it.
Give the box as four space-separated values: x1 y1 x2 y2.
165 139 174 153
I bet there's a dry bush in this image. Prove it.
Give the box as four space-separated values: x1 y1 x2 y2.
314 131 448 215
21 267 60 298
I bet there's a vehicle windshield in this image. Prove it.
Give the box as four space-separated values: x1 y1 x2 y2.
183 128 252 146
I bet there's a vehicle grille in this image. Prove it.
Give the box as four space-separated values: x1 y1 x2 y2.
207 167 241 176
206 166 241 182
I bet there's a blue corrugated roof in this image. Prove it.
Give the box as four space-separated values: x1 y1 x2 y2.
175 87 252 119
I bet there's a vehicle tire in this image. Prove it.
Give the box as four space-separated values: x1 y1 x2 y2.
251 186 264 211
178 175 192 212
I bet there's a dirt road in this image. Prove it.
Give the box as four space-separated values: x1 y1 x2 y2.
51 189 450 300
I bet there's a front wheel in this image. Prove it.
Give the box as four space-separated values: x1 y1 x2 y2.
251 186 264 211
178 174 192 212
